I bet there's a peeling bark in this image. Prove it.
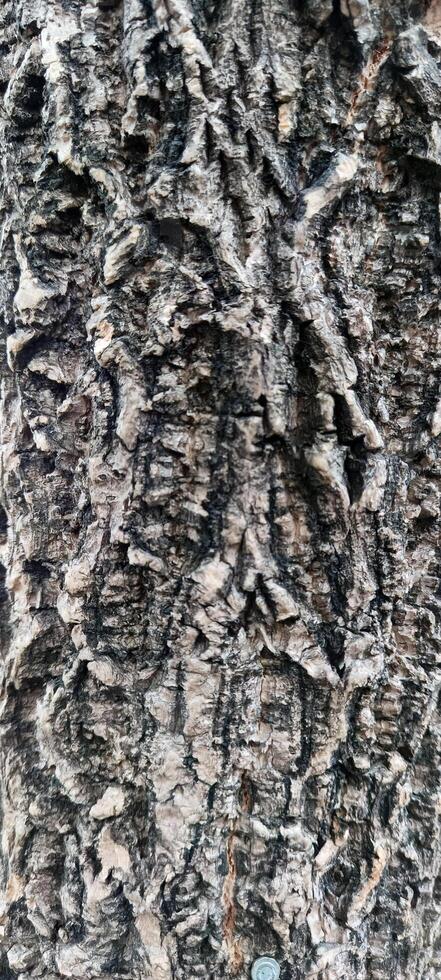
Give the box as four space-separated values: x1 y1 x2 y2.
0 1 441 978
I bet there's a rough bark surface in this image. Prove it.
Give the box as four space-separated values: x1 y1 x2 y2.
0 1 441 978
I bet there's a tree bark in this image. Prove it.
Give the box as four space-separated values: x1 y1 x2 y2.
1 1 441 978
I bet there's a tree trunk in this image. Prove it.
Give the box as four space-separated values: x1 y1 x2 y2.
1 1 441 978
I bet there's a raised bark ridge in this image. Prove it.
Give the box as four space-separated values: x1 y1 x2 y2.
0 1 440 978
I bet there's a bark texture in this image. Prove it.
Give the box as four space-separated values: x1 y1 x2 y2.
0 1 441 978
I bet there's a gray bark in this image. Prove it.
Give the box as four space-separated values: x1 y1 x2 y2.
0 1 440 978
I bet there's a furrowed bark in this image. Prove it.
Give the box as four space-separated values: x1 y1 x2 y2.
0 1 440 978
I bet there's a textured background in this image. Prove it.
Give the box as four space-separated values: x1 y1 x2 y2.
0 1 441 978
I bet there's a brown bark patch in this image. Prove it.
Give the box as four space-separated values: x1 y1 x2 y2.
425 0 441 38
222 825 244 974
345 40 393 127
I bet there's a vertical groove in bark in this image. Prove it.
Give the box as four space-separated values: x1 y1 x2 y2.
0 0 440 978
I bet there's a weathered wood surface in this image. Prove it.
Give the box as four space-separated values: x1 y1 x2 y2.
0 1 441 978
